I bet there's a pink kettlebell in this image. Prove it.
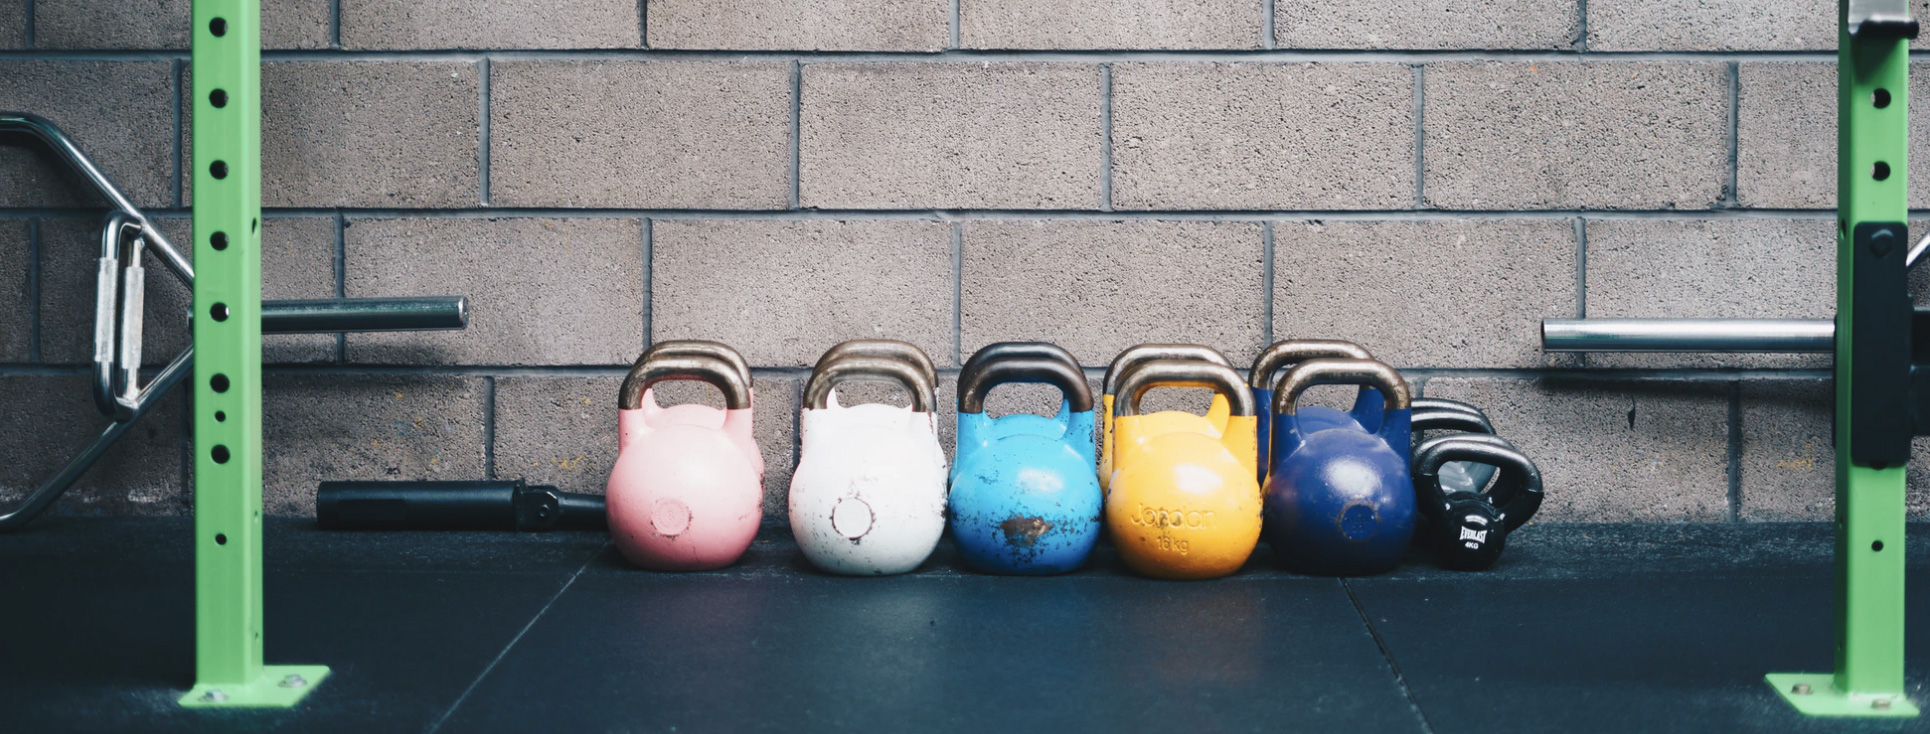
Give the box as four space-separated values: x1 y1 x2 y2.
606 340 763 571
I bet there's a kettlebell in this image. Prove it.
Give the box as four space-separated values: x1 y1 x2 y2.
1264 358 1415 576
1410 401 1499 496
1105 358 1261 580
1413 434 1543 571
1099 344 1234 493
1249 340 1379 483
606 341 762 571
790 343 948 576
949 343 1101 575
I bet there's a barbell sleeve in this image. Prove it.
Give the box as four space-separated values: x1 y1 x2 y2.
1541 319 1835 353
262 296 468 333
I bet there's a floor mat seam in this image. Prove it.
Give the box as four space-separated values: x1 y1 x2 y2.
422 540 609 734
1343 578 1438 734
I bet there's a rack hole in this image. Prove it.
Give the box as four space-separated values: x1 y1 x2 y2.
1874 161 1891 181
210 18 226 36
210 89 227 108
211 232 228 251
212 445 230 464
214 410 226 422
1873 540 1885 552
211 374 230 393
215 533 227 545
211 161 228 179
251 217 258 233
211 303 228 322
1874 88 1892 108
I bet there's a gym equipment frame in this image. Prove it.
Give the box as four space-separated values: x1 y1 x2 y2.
1542 0 1920 718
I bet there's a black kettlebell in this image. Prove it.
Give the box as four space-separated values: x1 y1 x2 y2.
1410 399 1498 495
1413 434 1543 571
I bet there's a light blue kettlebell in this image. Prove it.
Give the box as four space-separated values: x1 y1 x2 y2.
1264 358 1416 576
949 342 1102 575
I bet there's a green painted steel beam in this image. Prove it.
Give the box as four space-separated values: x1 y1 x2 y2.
179 0 327 708
1767 3 1917 718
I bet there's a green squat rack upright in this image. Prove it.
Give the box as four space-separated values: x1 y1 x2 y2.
178 0 325 707
1542 0 1919 718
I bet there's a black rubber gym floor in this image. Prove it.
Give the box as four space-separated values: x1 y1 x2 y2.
3 519 1926 734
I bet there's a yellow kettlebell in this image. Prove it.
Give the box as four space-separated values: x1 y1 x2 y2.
1105 358 1260 580
1098 344 1233 493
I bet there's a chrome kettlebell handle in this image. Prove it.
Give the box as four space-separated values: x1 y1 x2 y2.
805 355 938 413
1249 340 1373 390
1103 344 1232 398
1272 358 1412 416
962 341 1081 377
1113 359 1256 417
638 340 753 388
619 353 753 410
816 339 938 392
1413 434 1543 530
958 355 1093 414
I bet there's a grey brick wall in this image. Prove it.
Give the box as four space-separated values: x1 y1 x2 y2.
0 0 1913 525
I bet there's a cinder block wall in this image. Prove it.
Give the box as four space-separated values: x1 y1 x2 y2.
2 0 1926 524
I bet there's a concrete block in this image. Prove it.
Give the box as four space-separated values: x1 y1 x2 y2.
262 373 487 514
490 60 791 208
345 217 644 366
261 216 341 364
1273 219 1577 368
342 0 639 50
1584 218 1833 369
1737 62 1930 210
1111 62 1415 210
1424 61 1729 210
800 63 1103 209
960 0 1262 50
1276 0 1576 50
38 217 336 365
495 373 798 519
960 220 1265 367
1587 0 1833 51
1737 380 1831 521
1 0 23 48
0 220 28 362
244 61 481 208
649 0 947 51
651 219 954 367
34 0 333 49
0 376 183 515
0 61 177 208
1424 377 1732 522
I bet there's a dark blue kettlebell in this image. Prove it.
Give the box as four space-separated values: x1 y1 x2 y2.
1414 434 1543 571
1250 340 1381 483
949 342 1102 575
1264 358 1415 575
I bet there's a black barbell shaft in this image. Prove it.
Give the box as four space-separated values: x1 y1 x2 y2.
262 296 468 333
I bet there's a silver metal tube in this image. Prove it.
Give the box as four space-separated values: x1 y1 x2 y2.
1542 319 1836 353
261 296 469 333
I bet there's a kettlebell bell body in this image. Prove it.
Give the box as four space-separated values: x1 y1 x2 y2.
606 341 763 571
1264 358 1416 576
1414 434 1543 571
1105 359 1261 580
1249 340 1382 483
950 343 1101 575
1099 345 1234 493
790 342 948 576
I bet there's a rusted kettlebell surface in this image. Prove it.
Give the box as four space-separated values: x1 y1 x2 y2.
605 341 762 571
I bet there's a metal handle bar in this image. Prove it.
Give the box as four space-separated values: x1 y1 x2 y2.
1541 319 1835 353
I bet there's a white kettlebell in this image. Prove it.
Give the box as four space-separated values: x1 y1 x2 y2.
789 340 947 576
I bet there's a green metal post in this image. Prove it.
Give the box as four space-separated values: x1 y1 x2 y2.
178 0 327 708
1765 2 1918 718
